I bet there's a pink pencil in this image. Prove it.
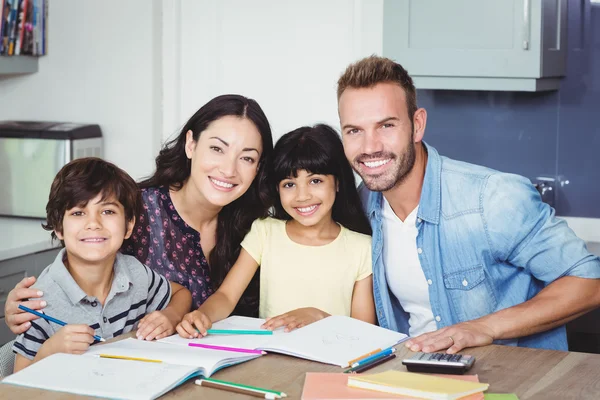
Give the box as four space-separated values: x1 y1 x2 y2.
188 342 266 355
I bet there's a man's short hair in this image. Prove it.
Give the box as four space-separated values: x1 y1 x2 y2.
337 55 418 121
43 157 141 242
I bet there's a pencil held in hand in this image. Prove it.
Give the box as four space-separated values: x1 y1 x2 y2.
18 304 105 342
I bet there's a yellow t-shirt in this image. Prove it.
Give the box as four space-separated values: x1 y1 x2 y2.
241 217 372 319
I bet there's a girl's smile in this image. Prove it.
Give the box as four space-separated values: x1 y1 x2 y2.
294 204 320 216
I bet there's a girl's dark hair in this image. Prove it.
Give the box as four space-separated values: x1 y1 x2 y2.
44 157 141 244
271 124 371 236
139 94 273 316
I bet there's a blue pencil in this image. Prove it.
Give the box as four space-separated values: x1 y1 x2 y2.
351 346 396 368
18 304 105 342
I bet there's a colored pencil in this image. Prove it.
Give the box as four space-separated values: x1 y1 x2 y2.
347 353 397 374
346 348 383 367
195 377 287 398
189 342 266 355
99 354 162 363
206 329 273 335
351 346 396 368
18 304 105 342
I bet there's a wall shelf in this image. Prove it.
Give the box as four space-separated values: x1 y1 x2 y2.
0 56 39 75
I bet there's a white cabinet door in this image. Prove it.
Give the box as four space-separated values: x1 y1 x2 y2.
383 0 567 90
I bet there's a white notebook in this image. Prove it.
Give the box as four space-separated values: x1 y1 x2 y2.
159 315 408 367
2 338 261 400
2 353 197 400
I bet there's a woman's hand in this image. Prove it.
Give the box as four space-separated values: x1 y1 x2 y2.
176 310 213 338
261 308 330 332
5 276 47 334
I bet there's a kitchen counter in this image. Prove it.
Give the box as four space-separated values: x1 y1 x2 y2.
0 217 59 262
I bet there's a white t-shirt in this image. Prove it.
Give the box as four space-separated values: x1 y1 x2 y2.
382 198 437 337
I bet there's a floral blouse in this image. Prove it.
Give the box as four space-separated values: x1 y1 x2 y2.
123 186 214 309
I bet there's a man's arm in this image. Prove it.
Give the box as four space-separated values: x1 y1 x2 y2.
406 173 600 353
406 276 600 353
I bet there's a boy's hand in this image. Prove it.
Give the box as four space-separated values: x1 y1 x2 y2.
136 310 178 341
176 310 212 338
261 307 330 332
44 324 96 355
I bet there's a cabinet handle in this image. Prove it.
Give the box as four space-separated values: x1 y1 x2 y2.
522 0 531 50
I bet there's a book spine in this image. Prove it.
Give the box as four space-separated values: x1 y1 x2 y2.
21 0 32 54
0 2 5 55
14 0 26 55
41 0 45 55
7 0 19 55
2 0 14 55
12 0 23 55
0 0 5 54
31 0 37 55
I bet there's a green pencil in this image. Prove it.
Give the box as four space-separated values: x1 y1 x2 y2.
206 329 273 335
199 377 287 397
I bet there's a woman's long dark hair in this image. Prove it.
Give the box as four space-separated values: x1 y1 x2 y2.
271 124 371 236
139 94 273 316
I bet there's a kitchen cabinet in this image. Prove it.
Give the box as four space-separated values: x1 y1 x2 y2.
383 0 568 91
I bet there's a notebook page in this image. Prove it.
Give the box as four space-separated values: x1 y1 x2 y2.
85 338 259 376
159 316 284 349
261 315 408 367
1 353 198 400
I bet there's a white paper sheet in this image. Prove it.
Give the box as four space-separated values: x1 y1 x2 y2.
2 353 199 400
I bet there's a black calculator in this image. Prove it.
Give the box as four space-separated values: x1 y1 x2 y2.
402 352 476 374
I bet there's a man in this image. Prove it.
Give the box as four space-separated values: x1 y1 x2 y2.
337 55 600 353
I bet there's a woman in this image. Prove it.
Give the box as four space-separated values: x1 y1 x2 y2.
5 94 274 336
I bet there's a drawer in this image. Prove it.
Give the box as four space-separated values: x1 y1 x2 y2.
0 317 15 347
0 258 31 319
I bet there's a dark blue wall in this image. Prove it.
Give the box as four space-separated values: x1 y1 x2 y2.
418 0 600 218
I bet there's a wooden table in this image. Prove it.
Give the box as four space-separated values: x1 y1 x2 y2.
2 339 600 399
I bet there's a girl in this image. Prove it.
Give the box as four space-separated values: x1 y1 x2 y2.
177 124 376 336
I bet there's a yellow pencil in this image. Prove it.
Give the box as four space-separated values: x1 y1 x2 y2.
99 354 162 363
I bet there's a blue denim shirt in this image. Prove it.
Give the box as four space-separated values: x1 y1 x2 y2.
361 143 600 350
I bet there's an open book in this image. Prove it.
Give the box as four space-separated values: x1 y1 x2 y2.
2 338 261 400
159 315 408 368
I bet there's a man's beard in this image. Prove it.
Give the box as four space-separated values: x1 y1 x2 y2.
354 139 416 193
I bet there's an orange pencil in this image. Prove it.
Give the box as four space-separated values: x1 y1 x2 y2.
346 348 382 367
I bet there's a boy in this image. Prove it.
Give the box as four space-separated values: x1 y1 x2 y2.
13 158 192 372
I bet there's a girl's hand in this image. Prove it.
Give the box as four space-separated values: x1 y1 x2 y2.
5 276 47 334
176 310 213 338
136 310 178 341
261 308 330 332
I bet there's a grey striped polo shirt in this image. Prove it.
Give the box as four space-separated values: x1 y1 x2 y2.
13 249 171 360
